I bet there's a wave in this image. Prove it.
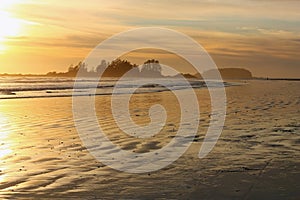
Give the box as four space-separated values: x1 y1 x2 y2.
0 89 170 100
0 84 115 92
0 76 234 100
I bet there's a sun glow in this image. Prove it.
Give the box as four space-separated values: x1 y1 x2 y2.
0 0 23 53
0 12 22 53
0 11 21 39
0 0 23 9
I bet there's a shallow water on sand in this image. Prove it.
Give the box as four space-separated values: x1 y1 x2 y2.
0 80 299 199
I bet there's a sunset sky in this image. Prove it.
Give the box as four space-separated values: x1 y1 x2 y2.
0 0 299 78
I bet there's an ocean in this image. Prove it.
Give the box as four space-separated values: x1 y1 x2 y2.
0 76 230 99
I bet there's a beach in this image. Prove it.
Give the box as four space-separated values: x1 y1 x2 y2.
0 80 299 199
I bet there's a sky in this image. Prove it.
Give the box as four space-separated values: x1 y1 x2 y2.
0 0 299 78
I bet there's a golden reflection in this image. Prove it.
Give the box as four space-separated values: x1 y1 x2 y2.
0 113 12 159
0 112 12 183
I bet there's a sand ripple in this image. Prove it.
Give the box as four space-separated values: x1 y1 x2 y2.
0 80 299 198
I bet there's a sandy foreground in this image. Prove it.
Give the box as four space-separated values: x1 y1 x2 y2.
0 80 299 199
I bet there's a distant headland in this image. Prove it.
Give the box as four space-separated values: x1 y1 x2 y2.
200 68 253 80
0 59 266 80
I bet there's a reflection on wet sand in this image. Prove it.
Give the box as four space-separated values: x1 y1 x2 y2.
0 80 299 199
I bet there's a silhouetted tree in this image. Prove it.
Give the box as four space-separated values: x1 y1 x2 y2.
102 59 139 77
45 59 164 77
96 60 107 74
140 59 162 77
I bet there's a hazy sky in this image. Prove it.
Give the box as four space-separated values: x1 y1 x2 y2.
0 0 299 77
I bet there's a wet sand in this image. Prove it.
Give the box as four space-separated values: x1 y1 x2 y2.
0 80 299 199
